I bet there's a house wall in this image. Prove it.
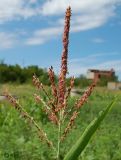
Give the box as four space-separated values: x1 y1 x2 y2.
87 71 94 79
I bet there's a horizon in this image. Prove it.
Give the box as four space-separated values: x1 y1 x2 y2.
0 61 120 82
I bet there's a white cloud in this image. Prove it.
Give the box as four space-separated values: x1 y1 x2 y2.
41 0 120 15
67 53 121 78
29 0 37 4
0 0 120 25
68 59 121 79
69 54 102 64
55 1 118 32
25 0 121 45
24 8 114 45
70 52 120 64
0 0 40 23
0 32 18 49
25 26 62 45
0 1 120 45
92 38 105 43
53 52 120 75
95 60 121 72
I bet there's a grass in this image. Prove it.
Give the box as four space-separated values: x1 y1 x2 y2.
0 84 121 160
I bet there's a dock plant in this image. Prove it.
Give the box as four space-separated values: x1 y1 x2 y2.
4 6 117 160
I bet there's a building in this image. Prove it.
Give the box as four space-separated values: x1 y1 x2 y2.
87 69 115 82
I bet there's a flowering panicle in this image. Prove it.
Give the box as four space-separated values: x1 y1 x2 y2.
33 74 54 103
4 92 20 110
48 112 59 125
32 74 42 90
34 94 58 125
4 91 53 147
34 94 42 104
48 66 57 98
34 94 50 111
76 82 96 109
33 74 47 97
65 77 74 103
61 6 71 76
61 81 96 140
58 6 71 110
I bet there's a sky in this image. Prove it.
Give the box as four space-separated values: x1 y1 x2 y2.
0 0 121 80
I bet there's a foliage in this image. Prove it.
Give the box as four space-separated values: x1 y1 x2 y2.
0 62 51 85
97 75 118 86
73 75 92 88
0 85 120 160
64 99 117 160
0 61 118 87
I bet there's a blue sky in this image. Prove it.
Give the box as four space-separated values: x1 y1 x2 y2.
0 0 121 80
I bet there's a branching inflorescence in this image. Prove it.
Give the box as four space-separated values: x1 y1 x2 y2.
4 6 96 160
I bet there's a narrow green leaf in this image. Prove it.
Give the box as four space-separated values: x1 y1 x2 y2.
64 99 117 160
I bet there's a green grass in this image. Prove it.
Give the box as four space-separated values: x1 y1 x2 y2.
0 84 121 160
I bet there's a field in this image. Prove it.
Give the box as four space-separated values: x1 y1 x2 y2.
0 84 121 160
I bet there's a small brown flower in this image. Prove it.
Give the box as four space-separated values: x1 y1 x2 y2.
34 94 41 103
32 74 42 90
76 82 96 109
48 112 58 125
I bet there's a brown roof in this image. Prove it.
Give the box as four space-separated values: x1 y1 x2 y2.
88 69 115 73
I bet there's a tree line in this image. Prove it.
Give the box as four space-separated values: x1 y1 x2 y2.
0 62 118 86
0 62 51 85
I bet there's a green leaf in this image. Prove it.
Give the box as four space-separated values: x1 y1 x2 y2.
64 99 117 160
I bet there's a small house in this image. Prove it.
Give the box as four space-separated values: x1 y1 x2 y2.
87 69 115 82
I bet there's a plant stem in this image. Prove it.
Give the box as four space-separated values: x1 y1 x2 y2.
57 111 62 160
2 107 12 128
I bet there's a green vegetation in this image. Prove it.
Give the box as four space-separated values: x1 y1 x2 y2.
97 75 118 86
0 62 118 87
0 62 52 85
0 85 121 160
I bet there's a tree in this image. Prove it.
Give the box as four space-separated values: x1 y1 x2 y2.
98 74 118 86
